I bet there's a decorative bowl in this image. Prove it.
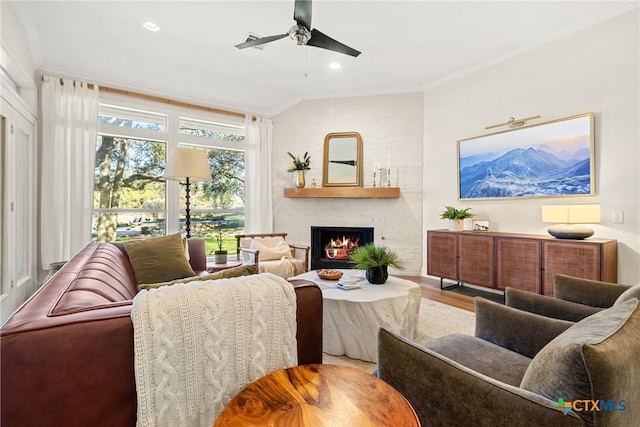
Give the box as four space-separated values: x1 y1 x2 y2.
316 269 343 280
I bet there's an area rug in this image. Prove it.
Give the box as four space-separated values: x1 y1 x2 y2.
323 298 476 372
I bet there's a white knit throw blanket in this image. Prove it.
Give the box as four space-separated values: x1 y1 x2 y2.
131 273 298 427
260 257 307 279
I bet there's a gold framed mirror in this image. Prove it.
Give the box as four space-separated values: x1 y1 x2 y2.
322 132 363 187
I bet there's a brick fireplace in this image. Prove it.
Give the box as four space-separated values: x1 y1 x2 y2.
311 226 374 270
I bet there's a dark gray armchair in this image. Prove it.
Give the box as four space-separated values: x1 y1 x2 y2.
506 274 640 322
378 296 640 427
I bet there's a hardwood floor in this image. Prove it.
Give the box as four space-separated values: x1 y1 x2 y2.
399 275 476 312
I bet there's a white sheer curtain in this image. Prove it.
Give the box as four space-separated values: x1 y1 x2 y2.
40 76 99 269
244 116 273 233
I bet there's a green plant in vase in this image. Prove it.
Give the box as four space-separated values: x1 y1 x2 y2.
287 152 311 188
213 220 228 264
349 243 403 284
439 206 474 231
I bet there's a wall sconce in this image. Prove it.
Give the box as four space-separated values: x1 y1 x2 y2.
165 147 211 238
541 204 601 239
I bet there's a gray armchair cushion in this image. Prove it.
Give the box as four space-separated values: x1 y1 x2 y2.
553 274 629 308
506 287 602 322
520 298 640 427
475 297 574 358
424 333 531 386
614 283 640 306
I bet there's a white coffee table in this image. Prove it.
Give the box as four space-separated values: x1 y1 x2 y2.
290 269 421 362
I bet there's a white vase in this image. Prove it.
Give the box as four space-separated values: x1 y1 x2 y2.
448 219 464 232
214 251 228 264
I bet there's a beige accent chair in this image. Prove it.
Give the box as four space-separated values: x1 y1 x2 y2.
235 233 310 279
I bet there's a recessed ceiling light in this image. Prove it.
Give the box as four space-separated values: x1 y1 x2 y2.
328 62 342 70
142 21 160 32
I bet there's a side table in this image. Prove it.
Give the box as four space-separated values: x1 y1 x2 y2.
290 269 421 362
206 259 242 273
214 364 420 426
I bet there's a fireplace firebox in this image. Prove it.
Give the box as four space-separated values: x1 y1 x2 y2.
311 226 374 270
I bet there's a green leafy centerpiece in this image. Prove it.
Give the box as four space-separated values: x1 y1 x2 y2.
439 206 474 231
287 152 311 172
287 152 311 188
349 243 403 284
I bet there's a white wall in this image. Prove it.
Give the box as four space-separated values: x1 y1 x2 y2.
423 10 640 284
0 2 37 111
272 93 424 275
1 2 38 322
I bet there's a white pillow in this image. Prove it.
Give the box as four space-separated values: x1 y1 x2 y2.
250 239 292 261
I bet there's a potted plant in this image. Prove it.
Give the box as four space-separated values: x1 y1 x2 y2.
213 220 228 264
287 152 311 188
349 243 403 284
440 206 474 231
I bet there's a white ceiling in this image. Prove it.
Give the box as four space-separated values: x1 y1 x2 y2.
11 1 637 116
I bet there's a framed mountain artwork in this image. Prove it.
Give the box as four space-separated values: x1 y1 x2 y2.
457 113 594 200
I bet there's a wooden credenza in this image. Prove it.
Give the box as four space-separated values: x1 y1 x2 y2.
427 230 618 295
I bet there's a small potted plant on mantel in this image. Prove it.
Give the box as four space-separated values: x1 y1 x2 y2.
440 206 474 232
213 220 228 264
349 243 404 285
287 152 311 188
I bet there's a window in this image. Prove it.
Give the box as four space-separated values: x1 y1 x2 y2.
177 117 245 254
93 98 245 256
93 104 167 242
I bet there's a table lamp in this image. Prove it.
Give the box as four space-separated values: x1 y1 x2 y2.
541 204 601 239
165 147 211 238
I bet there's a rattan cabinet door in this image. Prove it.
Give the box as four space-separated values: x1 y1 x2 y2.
427 231 458 280
496 237 541 292
542 241 600 295
458 234 494 288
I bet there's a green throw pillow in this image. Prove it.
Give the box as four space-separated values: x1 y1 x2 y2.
138 263 258 290
125 233 195 285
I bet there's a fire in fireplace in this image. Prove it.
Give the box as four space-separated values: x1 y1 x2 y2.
311 226 374 270
325 235 360 260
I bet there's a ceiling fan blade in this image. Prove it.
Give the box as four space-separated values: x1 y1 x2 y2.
308 29 361 57
293 0 312 30
235 33 288 49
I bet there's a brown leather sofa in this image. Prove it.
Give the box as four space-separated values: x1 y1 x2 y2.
0 239 323 427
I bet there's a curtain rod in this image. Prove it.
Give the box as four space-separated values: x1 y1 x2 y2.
42 76 250 120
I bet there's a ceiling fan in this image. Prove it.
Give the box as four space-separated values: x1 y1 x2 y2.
235 0 361 57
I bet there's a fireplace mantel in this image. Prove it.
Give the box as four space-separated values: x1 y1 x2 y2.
284 187 400 198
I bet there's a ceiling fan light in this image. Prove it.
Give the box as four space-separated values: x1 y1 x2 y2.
289 24 311 45
236 1 360 57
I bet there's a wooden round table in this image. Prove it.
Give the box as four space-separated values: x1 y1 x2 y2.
206 259 242 273
214 364 420 426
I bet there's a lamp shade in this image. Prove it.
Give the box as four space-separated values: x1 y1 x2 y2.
541 204 600 239
541 204 601 224
164 147 211 182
